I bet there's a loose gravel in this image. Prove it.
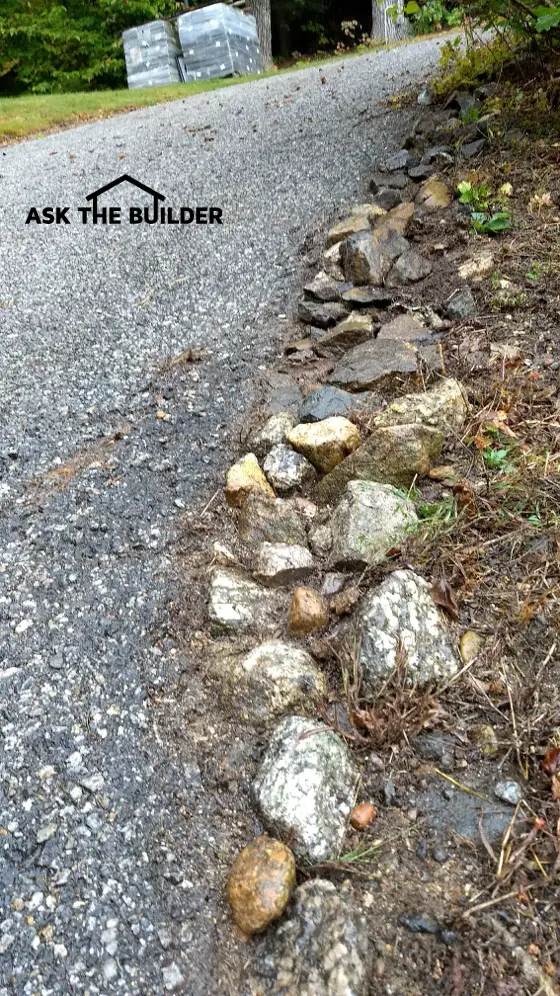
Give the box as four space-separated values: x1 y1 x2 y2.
0 37 447 996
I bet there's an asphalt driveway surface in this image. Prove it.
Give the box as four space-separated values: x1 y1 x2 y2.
0 37 447 996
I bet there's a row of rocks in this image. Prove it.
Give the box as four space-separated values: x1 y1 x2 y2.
208 150 479 993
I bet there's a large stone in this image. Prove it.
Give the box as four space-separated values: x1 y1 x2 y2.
248 412 296 457
303 270 343 303
319 311 374 352
370 170 408 191
208 568 283 633
299 386 377 423
298 299 348 328
254 542 315 587
328 481 418 570
288 587 329 636
326 214 370 247
373 187 403 211
237 493 308 547
355 569 458 690
253 716 357 862
349 202 387 221
373 378 468 435
251 879 371 996
377 313 431 344
217 640 326 723
329 339 419 392
380 201 415 237
387 249 433 285
313 423 443 504
227 835 296 935
226 453 274 508
415 178 451 213
340 229 409 286
263 444 317 495
287 418 361 474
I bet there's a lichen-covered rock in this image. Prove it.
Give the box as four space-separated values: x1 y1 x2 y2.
255 542 315 587
328 481 417 570
460 629 483 663
208 568 283 633
356 569 458 690
326 214 370 247
287 418 361 474
349 202 387 221
227 835 296 935
251 879 371 996
217 641 326 723
329 339 419 393
288 587 329 636
319 311 375 352
313 423 443 504
299 386 376 424
263 444 317 495
253 716 357 862
226 453 274 508
445 287 477 319
237 493 308 548
248 413 296 457
373 378 467 435
303 270 343 303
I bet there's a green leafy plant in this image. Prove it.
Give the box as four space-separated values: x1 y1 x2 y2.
471 210 512 233
407 0 463 33
526 261 548 281
457 181 512 235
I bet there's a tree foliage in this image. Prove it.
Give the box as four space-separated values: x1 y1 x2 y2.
0 0 178 93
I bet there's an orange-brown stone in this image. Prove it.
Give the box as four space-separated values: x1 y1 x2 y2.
227 835 296 935
350 802 377 830
287 587 329 636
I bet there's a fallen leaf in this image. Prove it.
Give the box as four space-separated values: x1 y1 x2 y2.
542 746 560 776
431 578 459 620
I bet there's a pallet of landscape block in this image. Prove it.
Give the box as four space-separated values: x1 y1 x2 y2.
177 3 261 81
122 19 183 89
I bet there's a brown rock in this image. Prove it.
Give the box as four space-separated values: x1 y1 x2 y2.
415 178 451 213
340 229 409 286
226 454 275 508
319 311 375 352
377 201 415 237
326 214 370 247
428 465 456 482
227 835 296 935
288 587 329 636
330 586 361 616
287 417 361 474
350 803 377 830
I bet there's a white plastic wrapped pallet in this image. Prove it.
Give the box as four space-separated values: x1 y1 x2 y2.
177 4 261 80
122 19 182 89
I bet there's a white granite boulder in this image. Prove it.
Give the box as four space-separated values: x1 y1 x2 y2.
328 481 417 570
356 569 458 691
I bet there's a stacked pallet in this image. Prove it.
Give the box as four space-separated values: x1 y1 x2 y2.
123 3 260 90
122 19 183 89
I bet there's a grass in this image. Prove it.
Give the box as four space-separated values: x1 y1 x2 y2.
0 29 457 145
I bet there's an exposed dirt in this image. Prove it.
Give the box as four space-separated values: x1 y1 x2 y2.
168 92 560 995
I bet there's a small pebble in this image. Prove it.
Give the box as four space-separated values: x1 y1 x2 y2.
431 846 449 863
350 802 376 830
494 780 523 805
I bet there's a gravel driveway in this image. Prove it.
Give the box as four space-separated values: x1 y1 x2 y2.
0 37 447 995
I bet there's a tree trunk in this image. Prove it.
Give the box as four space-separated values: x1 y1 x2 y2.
253 0 273 70
371 0 409 43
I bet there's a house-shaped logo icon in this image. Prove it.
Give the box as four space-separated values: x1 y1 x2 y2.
85 174 165 224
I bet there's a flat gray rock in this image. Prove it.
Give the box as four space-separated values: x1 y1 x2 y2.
299 386 376 423
356 569 458 690
329 338 419 392
298 299 348 328
252 879 371 995
303 270 343 303
386 248 433 285
328 481 418 569
445 287 477 319
254 716 357 862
